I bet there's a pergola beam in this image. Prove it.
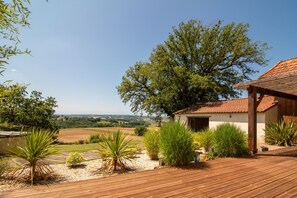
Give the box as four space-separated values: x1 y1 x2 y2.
234 71 297 90
253 86 297 101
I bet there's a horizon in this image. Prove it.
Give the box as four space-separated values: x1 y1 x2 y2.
2 0 297 114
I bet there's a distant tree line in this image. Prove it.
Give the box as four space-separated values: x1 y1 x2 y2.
54 116 150 129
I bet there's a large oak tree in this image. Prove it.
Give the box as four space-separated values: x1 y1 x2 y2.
117 20 269 117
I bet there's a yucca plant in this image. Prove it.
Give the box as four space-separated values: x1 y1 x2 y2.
265 120 297 146
159 121 193 166
9 128 56 185
143 130 160 160
98 130 137 172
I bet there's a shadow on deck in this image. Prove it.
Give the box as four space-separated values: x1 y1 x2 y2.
2 147 297 198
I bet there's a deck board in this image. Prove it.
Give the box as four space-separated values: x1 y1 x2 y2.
2 147 297 198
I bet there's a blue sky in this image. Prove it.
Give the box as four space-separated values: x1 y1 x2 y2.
2 0 297 114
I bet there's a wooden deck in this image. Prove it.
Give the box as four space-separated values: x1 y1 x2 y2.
2 147 297 198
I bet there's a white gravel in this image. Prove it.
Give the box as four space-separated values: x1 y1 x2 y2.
0 150 159 191
51 150 159 182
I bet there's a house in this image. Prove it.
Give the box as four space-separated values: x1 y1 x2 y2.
174 57 297 143
174 96 277 143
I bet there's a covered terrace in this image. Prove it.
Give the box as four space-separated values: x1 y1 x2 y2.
234 57 297 152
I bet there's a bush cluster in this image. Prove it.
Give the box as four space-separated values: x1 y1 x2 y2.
159 122 193 166
265 120 297 146
134 126 148 136
143 130 160 160
89 134 102 143
193 123 249 158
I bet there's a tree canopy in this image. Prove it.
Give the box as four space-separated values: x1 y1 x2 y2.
117 20 269 117
0 83 58 131
0 0 30 74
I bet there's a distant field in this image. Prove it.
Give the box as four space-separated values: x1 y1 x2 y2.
58 127 143 143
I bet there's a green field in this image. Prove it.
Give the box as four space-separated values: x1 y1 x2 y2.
54 143 99 153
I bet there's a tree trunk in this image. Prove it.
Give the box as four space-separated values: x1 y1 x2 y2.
113 158 117 171
31 164 36 185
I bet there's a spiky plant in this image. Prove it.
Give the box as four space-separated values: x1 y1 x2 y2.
98 130 137 172
9 128 56 185
265 120 297 146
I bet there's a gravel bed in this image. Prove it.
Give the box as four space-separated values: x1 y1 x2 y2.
0 150 159 192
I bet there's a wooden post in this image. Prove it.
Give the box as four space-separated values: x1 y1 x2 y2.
248 86 257 153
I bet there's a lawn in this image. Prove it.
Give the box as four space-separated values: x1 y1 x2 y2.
54 140 144 153
54 143 99 153
55 127 155 152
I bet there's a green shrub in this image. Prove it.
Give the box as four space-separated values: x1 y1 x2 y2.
265 120 297 146
66 152 84 167
77 139 85 144
143 130 160 160
89 134 102 143
159 121 193 166
214 123 249 157
192 129 214 152
134 126 148 136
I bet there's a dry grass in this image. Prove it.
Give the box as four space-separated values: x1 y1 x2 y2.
58 127 143 143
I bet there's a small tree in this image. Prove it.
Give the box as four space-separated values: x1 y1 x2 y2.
9 129 56 184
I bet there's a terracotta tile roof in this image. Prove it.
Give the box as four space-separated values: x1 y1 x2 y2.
260 57 297 79
174 96 277 114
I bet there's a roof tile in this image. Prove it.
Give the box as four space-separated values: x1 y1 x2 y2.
260 57 297 78
174 96 277 114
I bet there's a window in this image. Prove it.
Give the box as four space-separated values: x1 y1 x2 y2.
187 117 209 132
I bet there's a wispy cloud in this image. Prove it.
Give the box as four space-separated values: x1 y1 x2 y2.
11 69 16 72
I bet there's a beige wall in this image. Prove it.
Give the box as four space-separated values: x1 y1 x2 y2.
0 137 26 155
175 107 278 143
265 105 278 124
